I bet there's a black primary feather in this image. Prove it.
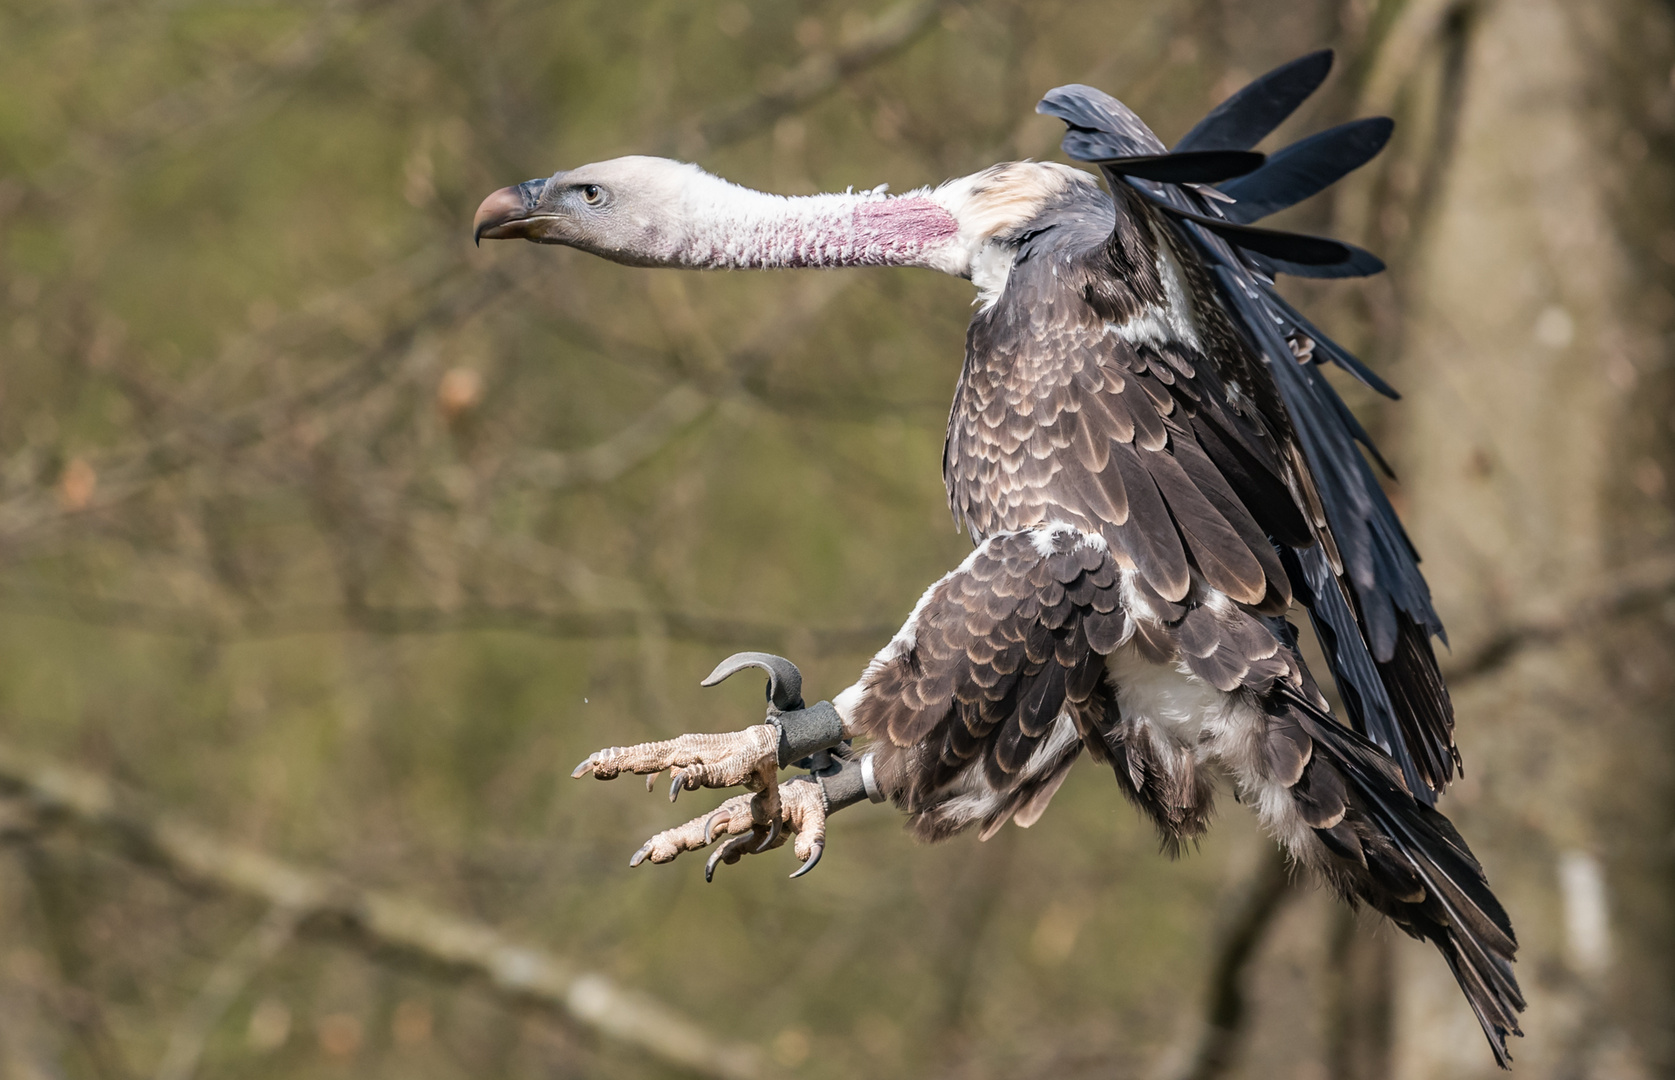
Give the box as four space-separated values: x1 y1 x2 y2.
1135 189 1386 274
1141 194 1364 266
1244 246 1387 279
1093 149 1266 184
1280 543 1421 792
1174 49 1335 152
1220 117 1395 223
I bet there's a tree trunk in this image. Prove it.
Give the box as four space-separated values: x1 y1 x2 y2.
1371 0 1675 1075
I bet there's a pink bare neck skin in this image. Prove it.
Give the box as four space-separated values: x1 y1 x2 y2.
672 186 961 271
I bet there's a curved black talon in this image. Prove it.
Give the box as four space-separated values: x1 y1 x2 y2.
701 652 805 712
704 832 757 882
752 818 780 854
703 809 728 843
789 841 824 879
668 774 685 803
629 841 653 868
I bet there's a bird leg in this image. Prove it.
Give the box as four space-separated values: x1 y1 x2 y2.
572 724 787 871
570 652 861 877
629 776 832 880
572 724 783 809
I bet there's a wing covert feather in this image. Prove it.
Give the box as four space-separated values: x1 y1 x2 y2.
852 526 1299 843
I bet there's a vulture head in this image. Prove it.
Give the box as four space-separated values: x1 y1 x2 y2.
473 156 707 267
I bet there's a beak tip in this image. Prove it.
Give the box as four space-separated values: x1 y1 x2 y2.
473 183 535 246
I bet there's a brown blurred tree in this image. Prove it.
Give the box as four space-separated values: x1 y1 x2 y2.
1365 0 1675 1076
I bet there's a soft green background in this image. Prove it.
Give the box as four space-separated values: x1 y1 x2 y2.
3 1 1661 1078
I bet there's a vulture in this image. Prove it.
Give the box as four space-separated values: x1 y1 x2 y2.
475 51 1523 1064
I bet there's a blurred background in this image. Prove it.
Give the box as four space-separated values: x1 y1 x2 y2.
0 0 1669 1078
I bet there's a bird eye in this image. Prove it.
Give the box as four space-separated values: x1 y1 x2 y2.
581 184 603 205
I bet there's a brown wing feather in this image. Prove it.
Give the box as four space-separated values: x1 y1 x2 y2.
945 224 1303 616
1139 430 1267 604
850 528 1121 840
852 523 1301 843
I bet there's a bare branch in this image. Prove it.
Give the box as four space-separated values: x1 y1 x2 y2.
0 743 776 1080
1440 552 1675 686
0 591 896 657
675 0 948 155
152 907 298 1080
514 384 713 489
1445 554 1675 684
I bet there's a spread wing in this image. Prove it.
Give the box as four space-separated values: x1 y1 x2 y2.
1035 53 1458 803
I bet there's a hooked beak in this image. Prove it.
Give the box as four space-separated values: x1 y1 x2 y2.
472 178 546 245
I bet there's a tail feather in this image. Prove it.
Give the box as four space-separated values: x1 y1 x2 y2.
1275 690 1524 1067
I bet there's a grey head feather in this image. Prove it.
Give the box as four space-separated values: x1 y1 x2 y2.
480 156 706 267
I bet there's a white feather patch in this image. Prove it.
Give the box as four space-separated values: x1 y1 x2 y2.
1104 220 1205 351
928 162 1097 297
1107 636 1323 867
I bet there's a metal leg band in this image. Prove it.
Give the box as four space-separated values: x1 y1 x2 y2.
817 756 868 813
860 752 887 804
774 700 845 767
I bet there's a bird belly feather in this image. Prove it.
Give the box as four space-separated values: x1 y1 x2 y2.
1106 638 1322 863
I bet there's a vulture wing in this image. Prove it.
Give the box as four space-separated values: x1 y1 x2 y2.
1035 64 1457 804
850 525 1298 845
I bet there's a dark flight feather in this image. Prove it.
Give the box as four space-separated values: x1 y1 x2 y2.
1205 256 1453 800
1037 83 1167 162
1093 149 1266 184
1244 246 1387 279
1220 118 1395 223
1174 49 1335 152
1142 194 1367 266
1282 690 1523 1065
